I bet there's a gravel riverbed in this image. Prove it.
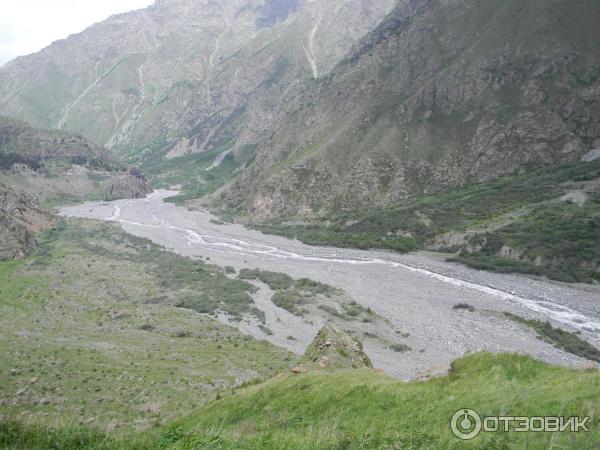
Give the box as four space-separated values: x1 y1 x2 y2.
60 190 600 379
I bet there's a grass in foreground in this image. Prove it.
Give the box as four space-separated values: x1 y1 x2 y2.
3 353 599 449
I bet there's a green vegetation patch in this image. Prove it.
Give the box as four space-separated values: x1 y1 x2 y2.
453 303 475 312
10 353 597 449
255 224 418 253
40 221 264 321
0 220 292 434
138 139 255 206
238 269 293 290
237 269 343 317
271 290 309 316
390 343 412 353
504 313 600 363
255 161 600 282
453 200 600 283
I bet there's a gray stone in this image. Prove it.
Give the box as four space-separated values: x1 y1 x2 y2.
581 149 600 162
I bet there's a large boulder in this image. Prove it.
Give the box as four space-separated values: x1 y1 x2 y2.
0 183 54 260
297 323 373 371
104 168 152 201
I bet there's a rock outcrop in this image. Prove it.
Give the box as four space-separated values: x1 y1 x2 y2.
0 116 116 169
1 116 151 202
0 183 53 260
104 168 152 200
297 323 373 371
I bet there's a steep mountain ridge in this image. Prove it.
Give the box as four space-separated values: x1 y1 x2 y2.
220 0 600 219
0 0 397 161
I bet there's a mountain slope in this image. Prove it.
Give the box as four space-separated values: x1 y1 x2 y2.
220 0 600 219
0 0 397 162
256 159 600 283
0 116 151 204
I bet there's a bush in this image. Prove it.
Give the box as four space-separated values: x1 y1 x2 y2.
258 324 273 336
271 290 307 316
237 268 261 280
504 313 600 362
294 278 334 295
257 271 294 290
390 343 411 353
173 330 192 338
453 303 475 312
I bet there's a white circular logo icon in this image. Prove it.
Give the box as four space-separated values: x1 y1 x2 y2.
451 409 482 440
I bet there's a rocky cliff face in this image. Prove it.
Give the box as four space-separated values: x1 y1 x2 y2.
0 116 115 168
0 116 151 201
0 0 396 162
220 0 600 219
298 323 373 371
103 168 152 200
0 183 53 260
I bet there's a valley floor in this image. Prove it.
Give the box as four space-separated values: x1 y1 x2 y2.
60 190 600 379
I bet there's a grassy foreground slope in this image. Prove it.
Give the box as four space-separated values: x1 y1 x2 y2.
2 353 599 449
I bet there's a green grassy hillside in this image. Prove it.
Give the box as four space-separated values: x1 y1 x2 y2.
2 353 599 449
0 220 292 435
138 142 243 206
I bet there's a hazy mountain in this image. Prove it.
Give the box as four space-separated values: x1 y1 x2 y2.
0 0 397 161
